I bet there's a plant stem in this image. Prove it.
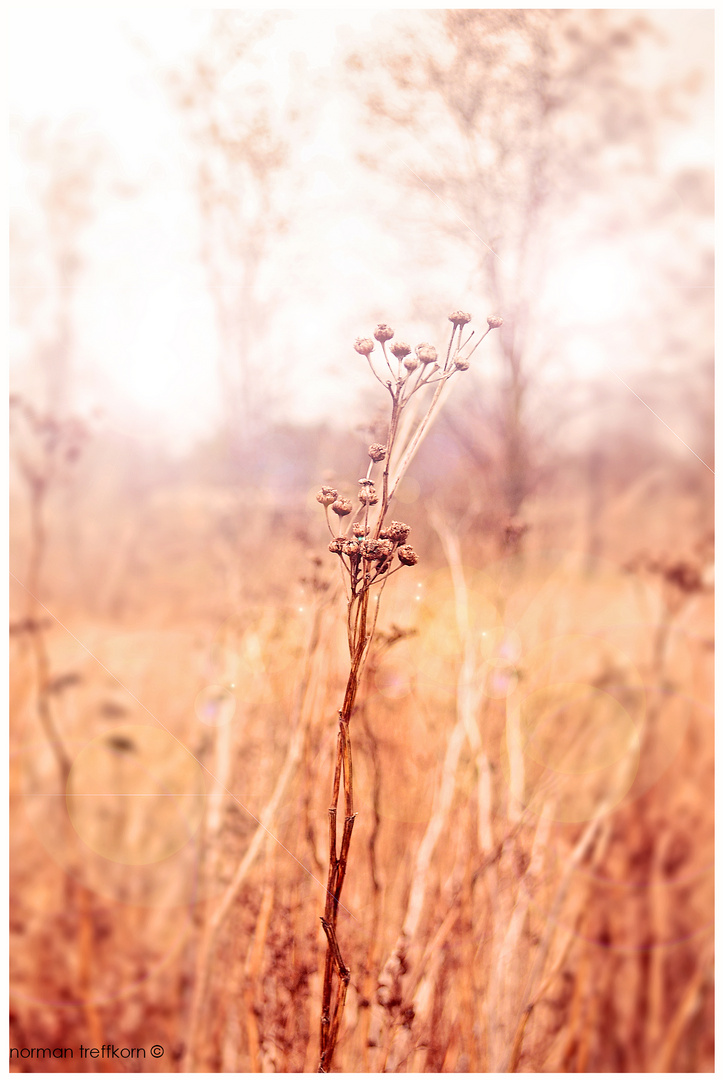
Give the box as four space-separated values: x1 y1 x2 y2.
316 313 499 1070
318 585 369 1071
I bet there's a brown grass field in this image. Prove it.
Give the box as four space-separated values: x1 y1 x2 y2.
9 445 714 1073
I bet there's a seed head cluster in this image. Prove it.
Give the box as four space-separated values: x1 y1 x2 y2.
317 311 501 601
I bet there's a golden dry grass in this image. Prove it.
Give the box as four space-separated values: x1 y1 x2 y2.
9 474 714 1072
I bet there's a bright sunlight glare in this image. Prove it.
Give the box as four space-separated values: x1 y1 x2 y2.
545 245 640 327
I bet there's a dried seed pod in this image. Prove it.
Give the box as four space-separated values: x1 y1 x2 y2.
368 443 387 462
331 498 353 517
374 324 395 343
390 341 411 359
358 486 379 505
317 486 339 506
351 522 369 538
487 315 503 329
343 540 360 557
404 355 420 372
503 519 529 550
454 356 470 371
449 310 472 326
354 338 375 356
664 561 702 594
385 521 411 543
328 537 345 554
416 343 438 364
397 545 419 566
360 539 384 561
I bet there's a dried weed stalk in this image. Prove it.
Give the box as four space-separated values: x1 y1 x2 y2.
9 395 101 1046
315 312 501 1071
10 394 88 777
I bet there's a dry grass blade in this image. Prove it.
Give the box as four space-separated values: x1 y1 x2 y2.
184 596 329 1070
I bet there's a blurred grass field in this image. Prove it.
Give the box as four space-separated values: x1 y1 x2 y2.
9 458 713 1072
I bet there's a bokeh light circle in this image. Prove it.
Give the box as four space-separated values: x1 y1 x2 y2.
374 657 414 700
195 683 237 726
500 633 645 823
208 612 301 706
478 626 522 698
518 682 638 775
66 724 206 865
413 566 503 694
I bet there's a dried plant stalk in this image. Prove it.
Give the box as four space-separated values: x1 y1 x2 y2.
9 397 102 1045
10 396 88 778
316 313 501 1071
183 594 330 1071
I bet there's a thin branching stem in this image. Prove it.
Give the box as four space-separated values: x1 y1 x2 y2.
365 355 388 389
317 313 499 1071
443 322 456 369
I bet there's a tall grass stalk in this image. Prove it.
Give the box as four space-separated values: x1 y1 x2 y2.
367 512 496 1069
315 313 501 1071
183 588 333 1070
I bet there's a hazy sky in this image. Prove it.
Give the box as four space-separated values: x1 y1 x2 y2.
9 9 714 451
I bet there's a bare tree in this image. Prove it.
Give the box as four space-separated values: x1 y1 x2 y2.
11 119 108 414
347 10 693 518
163 12 303 459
